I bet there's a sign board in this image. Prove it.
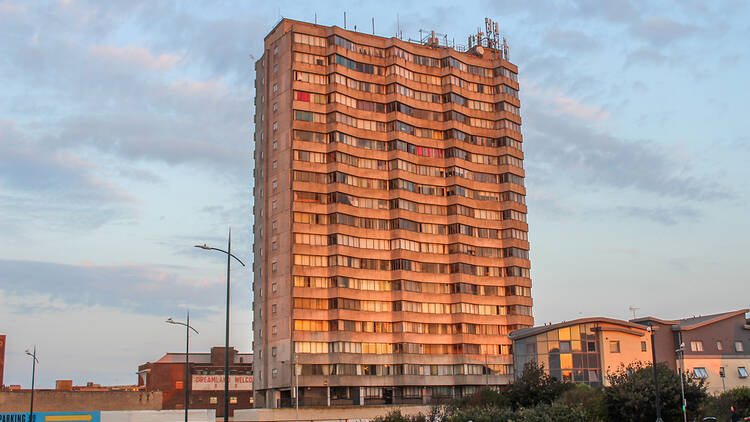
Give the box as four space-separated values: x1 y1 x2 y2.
0 412 100 422
191 375 252 391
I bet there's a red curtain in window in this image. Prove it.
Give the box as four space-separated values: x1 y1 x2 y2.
296 91 310 102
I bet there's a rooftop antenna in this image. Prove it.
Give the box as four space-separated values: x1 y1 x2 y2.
396 13 400 38
314 12 317 25
629 306 640 320
344 11 347 29
372 17 375 35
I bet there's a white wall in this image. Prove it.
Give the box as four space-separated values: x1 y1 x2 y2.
101 410 216 422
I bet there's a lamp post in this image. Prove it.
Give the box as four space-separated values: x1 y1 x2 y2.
647 323 663 422
25 347 38 422
676 339 687 422
167 311 199 422
195 229 245 422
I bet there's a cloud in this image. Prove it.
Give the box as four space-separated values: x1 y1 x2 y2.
90 44 181 70
550 96 610 121
616 205 701 225
522 105 730 201
543 29 600 52
0 259 230 316
631 16 697 45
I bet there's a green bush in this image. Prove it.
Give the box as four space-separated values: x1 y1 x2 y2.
372 409 427 422
603 362 707 422
700 387 750 420
559 383 607 421
442 401 596 422
506 361 572 409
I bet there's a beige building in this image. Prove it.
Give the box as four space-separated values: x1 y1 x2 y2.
633 309 750 393
509 318 652 386
252 19 532 407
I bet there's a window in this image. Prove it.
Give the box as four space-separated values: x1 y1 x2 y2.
736 341 744 352
690 341 704 352
609 341 620 353
272 220 278 231
209 396 218 404
175 381 183 389
272 262 278 272
273 122 278 131
693 367 708 378
717 341 723 351
273 160 278 169
273 63 278 73
272 346 277 357
272 180 278 191
272 325 278 335
272 282 278 292
273 102 278 112
272 241 278 250
273 83 278 93
273 140 278 150
739 367 748 378
230 396 238 404
272 200 277 210
272 368 278 378
273 45 278 55
641 341 647 352
272 304 277 313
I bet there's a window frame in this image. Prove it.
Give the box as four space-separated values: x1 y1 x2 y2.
693 367 709 379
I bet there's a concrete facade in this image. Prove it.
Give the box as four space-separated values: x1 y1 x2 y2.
252 19 532 407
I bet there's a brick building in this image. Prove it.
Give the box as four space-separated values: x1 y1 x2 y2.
137 347 253 416
252 18 532 407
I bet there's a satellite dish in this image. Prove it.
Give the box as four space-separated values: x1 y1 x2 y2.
475 46 485 56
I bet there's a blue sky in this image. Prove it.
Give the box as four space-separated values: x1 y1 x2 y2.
1 0 748 388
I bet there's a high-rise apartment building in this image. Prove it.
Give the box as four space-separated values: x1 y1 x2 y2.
252 18 532 408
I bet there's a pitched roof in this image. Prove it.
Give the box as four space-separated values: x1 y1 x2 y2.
631 309 749 331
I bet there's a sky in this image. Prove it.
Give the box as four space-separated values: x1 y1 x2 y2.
1 0 748 388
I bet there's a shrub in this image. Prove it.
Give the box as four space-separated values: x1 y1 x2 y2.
603 362 707 422
700 387 750 420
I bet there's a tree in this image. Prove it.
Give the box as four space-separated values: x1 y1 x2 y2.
506 361 572 409
701 387 750 420
603 362 708 422
559 383 607 421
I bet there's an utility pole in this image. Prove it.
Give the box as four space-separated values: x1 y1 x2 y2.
25 347 38 422
648 323 663 422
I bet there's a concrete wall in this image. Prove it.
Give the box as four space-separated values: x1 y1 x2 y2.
599 328 651 385
235 404 431 422
0 391 162 411
101 409 215 422
683 356 750 393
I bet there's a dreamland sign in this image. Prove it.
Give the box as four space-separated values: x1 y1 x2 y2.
191 375 252 391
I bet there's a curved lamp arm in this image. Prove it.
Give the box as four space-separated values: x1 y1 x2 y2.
194 244 246 267
166 318 199 335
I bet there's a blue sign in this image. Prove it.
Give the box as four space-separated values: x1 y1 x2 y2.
0 412 100 422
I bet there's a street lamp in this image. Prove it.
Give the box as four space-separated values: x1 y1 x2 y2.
25 346 38 422
676 340 687 422
167 311 199 422
195 229 245 422
647 324 663 422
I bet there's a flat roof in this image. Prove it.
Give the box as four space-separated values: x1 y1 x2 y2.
508 317 647 341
